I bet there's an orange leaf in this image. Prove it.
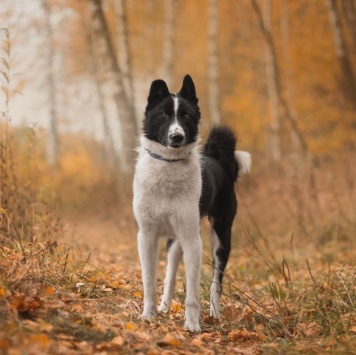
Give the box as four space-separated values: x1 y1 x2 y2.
124 322 136 331
43 285 55 295
133 291 142 298
10 294 43 314
164 334 182 347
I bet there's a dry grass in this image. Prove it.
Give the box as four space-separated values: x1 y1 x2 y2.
2 29 356 351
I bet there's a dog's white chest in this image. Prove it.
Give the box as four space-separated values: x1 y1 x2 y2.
133 149 201 224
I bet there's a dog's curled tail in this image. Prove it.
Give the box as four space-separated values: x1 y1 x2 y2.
203 126 251 181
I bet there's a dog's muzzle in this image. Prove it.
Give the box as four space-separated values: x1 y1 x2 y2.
168 132 185 148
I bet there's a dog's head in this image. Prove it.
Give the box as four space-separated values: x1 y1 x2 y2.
143 75 201 149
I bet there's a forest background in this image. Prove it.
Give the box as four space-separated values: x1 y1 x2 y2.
1 0 356 353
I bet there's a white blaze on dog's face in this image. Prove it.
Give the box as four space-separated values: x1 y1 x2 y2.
167 95 186 148
143 75 201 149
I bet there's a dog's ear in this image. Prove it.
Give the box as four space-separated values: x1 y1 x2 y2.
147 79 170 107
179 75 198 104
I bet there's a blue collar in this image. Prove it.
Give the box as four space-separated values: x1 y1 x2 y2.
145 149 189 162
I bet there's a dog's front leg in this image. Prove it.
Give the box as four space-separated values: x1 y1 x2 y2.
159 240 182 313
138 230 159 319
180 235 202 332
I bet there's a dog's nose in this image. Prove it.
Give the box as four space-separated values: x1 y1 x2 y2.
170 133 184 144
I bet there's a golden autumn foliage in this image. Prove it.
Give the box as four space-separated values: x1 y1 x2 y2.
1 1 356 353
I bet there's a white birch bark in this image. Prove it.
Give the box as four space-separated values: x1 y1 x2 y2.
89 0 137 172
208 0 220 124
42 0 59 167
114 0 135 105
162 0 175 87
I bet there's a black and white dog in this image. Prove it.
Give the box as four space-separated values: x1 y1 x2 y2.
133 75 251 332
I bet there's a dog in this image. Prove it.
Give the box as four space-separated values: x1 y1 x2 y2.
133 75 251 332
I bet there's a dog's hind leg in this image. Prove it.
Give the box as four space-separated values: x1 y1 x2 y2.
158 239 182 313
138 229 159 319
209 213 234 318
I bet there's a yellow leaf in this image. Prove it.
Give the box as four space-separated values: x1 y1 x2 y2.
0 287 8 298
171 302 182 313
124 322 136 331
133 291 142 298
164 334 182 347
29 334 50 346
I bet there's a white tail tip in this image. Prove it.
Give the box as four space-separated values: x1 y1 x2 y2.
235 151 252 176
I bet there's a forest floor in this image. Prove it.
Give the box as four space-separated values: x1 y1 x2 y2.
1 213 356 354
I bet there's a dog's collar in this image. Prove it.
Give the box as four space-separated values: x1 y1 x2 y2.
145 149 190 162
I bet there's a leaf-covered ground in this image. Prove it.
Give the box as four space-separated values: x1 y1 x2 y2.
1 217 356 354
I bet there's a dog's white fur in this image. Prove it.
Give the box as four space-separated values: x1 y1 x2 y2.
133 136 202 331
134 134 251 332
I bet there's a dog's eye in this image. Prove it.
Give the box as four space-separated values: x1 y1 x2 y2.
183 114 190 119
160 113 168 118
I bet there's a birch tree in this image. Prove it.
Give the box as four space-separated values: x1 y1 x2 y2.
42 0 59 167
89 0 137 172
208 0 220 124
162 0 175 87
325 0 356 106
81 11 119 169
262 0 281 161
114 0 135 105
251 0 309 159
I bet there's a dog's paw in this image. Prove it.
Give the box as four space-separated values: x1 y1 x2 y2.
158 302 170 313
138 312 156 321
184 321 201 333
209 308 220 319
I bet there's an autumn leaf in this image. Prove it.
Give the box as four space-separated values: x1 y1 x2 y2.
124 322 136 331
43 285 55 295
228 329 265 342
10 294 43 314
157 333 182 347
111 335 125 346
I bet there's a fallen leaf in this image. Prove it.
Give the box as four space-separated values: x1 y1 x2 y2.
0 287 8 298
124 322 136 331
43 285 55 295
350 326 356 334
29 334 51 346
191 338 203 347
10 294 43 314
111 335 125 346
228 329 264 342
71 304 84 312
203 315 219 325
135 331 151 341
158 334 182 347
133 291 142 298
0 339 11 350
171 302 182 313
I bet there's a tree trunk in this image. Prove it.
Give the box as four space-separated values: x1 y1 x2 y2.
341 0 356 44
162 0 175 87
251 0 309 158
325 0 356 106
89 0 137 172
42 0 59 168
280 0 301 159
208 0 221 124
114 0 135 106
263 0 281 161
81 10 119 170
